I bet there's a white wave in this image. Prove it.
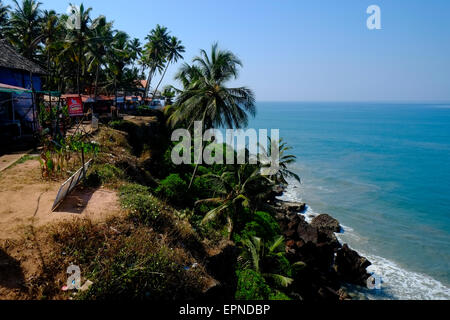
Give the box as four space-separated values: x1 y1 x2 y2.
279 179 450 300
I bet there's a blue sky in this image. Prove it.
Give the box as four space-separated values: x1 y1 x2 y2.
5 0 450 102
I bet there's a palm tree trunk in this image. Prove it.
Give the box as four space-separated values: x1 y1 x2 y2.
94 63 100 99
144 67 154 99
188 111 207 189
227 215 234 240
152 63 169 99
77 39 82 95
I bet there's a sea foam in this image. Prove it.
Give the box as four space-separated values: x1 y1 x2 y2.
278 179 450 300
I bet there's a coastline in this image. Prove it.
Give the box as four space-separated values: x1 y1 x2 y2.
278 179 450 300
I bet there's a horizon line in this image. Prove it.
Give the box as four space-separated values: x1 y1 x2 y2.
255 100 450 104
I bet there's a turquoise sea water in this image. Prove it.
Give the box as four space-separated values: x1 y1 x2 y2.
248 102 450 300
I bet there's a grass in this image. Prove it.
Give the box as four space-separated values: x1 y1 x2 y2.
23 217 210 300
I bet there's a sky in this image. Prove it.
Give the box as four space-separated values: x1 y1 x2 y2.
5 0 450 102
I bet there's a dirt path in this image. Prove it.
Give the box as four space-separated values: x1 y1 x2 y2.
0 158 122 241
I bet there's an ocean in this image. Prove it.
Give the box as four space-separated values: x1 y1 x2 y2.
248 102 450 300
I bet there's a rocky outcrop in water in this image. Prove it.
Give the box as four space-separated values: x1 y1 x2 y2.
274 200 371 300
334 244 372 286
311 214 341 234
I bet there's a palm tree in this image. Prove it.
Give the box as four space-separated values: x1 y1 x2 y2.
142 24 169 98
195 163 273 238
86 17 112 98
64 4 102 94
8 0 43 60
241 236 294 288
152 36 185 97
0 1 10 38
261 138 301 185
161 86 175 105
104 31 140 104
40 10 60 88
169 43 256 188
129 38 142 60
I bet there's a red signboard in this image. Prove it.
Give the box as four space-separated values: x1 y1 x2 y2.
67 97 84 116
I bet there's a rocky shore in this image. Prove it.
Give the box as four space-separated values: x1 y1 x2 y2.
273 199 372 300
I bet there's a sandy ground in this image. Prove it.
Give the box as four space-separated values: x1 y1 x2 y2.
0 158 122 240
0 152 30 172
0 158 124 299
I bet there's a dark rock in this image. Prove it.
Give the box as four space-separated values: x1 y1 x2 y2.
276 201 307 214
272 185 286 197
311 214 341 234
334 244 372 286
297 219 319 244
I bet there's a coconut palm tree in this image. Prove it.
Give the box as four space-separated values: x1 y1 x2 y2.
169 43 256 188
40 10 60 87
142 24 169 98
86 17 113 98
152 36 185 97
8 0 43 60
162 86 175 105
0 1 10 38
241 236 294 288
64 4 103 94
195 163 273 238
261 138 301 185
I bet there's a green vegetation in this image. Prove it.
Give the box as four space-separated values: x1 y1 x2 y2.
0 1 184 98
1 1 304 301
119 184 162 224
155 174 187 205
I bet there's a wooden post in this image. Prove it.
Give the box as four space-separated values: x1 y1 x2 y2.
81 145 86 178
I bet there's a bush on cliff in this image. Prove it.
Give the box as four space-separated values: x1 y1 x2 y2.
120 184 162 224
234 211 280 243
155 174 187 205
85 163 126 187
235 269 272 300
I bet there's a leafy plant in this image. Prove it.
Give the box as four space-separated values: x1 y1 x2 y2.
155 174 187 204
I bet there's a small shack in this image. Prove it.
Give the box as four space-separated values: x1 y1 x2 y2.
0 40 46 141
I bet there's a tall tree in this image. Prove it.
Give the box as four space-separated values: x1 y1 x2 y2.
152 36 185 97
0 0 10 38
262 138 301 185
195 163 273 238
64 3 102 94
8 0 43 60
40 10 60 88
86 16 112 97
170 43 256 188
141 24 169 98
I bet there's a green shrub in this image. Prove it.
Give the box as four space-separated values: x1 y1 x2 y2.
120 183 149 196
85 164 125 187
268 290 291 300
191 175 212 200
235 211 281 243
263 254 292 278
235 269 271 300
119 184 161 224
155 174 187 204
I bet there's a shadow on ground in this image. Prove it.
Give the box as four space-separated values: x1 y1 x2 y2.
0 248 25 290
54 186 97 214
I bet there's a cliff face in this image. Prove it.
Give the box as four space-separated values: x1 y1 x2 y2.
274 200 371 300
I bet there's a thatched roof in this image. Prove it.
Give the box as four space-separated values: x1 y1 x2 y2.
0 39 47 75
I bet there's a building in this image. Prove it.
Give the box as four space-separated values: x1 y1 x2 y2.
0 40 47 142
0 39 46 90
